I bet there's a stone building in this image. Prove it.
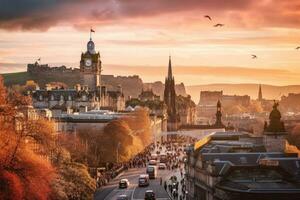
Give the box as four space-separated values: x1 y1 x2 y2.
185 131 300 200
180 100 230 130
185 102 300 200
30 34 125 114
138 89 160 101
126 89 168 133
198 91 251 117
176 95 196 125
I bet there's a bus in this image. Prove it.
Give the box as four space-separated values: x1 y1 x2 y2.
146 165 157 179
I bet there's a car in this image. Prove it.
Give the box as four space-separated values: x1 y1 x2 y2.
117 194 129 200
146 165 157 179
158 163 166 170
119 179 130 189
159 153 168 163
144 190 156 200
148 159 157 165
139 174 150 187
150 153 158 160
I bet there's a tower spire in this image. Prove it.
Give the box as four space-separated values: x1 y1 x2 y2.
168 55 172 79
258 84 263 101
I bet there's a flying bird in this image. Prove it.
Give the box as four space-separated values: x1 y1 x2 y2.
251 55 257 59
214 23 224 27
204 15 212 21
296 46 300 50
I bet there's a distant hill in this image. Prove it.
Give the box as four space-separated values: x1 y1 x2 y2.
2 72 32 86
186 84 300 103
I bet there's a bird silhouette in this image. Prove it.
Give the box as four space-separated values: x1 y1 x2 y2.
214 23 224 27
296 46 300 50
251 55 257 59
204 15 212 21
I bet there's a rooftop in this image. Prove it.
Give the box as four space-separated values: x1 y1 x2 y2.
188 131 300 194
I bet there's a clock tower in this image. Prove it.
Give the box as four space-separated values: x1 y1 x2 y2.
80 36 102 91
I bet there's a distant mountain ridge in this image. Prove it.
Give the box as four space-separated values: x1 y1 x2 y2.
186 84 300 103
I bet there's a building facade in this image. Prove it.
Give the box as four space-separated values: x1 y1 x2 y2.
198 91 251 118
185 102 300 200
30 35 125 114
176 95 196 126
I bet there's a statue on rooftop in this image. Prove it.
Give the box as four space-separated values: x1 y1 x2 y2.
264 101 285 133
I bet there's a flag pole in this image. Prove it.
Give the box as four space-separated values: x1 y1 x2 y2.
90 27 92 40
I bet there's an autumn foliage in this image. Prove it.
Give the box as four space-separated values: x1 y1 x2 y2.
73 107 153 165
0 76 55 200
0 75 97 200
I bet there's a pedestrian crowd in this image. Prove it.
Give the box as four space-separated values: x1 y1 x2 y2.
96 143 154 188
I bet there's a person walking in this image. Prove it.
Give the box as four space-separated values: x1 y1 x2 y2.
164 181 167 190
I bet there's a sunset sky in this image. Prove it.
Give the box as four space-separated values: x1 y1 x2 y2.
1 0 300 85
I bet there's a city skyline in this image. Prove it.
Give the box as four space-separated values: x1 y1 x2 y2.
1 0 300 85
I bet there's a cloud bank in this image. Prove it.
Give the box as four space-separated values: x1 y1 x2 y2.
1 0 300 31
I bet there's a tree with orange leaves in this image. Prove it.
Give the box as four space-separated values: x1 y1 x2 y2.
0 75 55 200
0 75 96 199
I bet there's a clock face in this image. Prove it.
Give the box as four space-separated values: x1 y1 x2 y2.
85 59 92 67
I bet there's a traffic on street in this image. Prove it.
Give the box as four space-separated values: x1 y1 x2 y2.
94 140 189 200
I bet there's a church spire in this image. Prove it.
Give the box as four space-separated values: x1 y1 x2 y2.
258 84 263 101
168 55 173 79
164 55 178 131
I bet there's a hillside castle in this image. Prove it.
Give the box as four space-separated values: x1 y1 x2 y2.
29 36 126 113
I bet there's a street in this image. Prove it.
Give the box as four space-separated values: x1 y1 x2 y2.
94 167 172 200
94 143 186 200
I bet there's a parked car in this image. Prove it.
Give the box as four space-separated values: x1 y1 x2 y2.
144 190 156 200
119 179 130 189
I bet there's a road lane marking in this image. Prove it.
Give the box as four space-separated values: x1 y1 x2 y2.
131 186 137 200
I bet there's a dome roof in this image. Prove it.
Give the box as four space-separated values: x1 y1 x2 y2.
87 39 96 54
